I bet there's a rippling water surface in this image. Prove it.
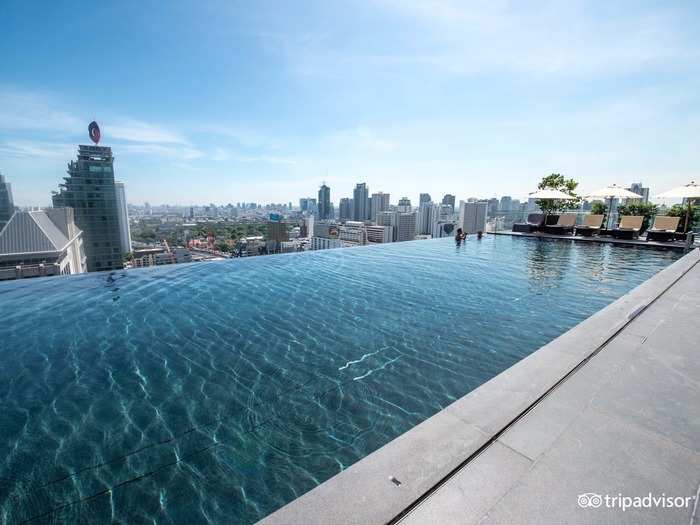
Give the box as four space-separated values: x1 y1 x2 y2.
0 236 679 524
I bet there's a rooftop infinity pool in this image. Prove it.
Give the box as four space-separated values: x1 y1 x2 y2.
0 236 679 524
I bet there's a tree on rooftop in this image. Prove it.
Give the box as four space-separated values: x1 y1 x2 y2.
536 173 581 213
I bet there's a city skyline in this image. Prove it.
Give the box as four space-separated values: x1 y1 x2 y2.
2 1 700 206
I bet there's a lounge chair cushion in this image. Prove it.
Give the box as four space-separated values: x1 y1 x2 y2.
649 216 680 232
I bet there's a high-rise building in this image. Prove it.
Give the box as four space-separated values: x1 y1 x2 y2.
299 197 317 214
0 208 86 280
397 212 417 242
339 198 354 221
441 194 456 212
378 211 416 242
487 198 500 217
417 202 432 235
114 182 132 255
0 173 14 230
318 184 331 220
459 201 488 234
499 196 513 212
353 183 370 221
628 183 650 203
370 192 390 222
419 193 432 206
52 145 123 272
397 197 412 212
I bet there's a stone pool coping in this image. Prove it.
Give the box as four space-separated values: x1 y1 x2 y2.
258 248 700 525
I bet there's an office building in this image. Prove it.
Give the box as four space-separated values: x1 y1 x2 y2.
397 212 417 241
628 183 650 203
299 197 317 215
318 184 331 220
487 198 500 217
353 183 370 221
0 208 86 280
366 225 392 243
441 194 456 212
52 145 123 272
459 201 488 234
339 221 366 244
0 174 14 230
499 196 513 212
370 192 390 222
339 198 354 221
379 211 416 242
114 182 132 255
397 197 412 212
419 193 432 206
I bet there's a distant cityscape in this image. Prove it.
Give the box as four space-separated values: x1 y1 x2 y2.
0 130 661 282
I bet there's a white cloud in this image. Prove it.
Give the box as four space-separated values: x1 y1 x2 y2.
106 119 189 144
0 140 76 159
0 88 82 134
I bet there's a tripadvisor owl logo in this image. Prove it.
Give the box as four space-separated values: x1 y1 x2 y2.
577 492 696 511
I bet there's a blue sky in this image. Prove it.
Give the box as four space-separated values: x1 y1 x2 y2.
1 0 699 206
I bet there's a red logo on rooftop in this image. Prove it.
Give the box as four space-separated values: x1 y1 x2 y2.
88 121 101 144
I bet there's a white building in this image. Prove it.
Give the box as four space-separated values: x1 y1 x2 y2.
0 208 86 280
115 182 132 255
366 224 392 243
459 201 488 234
310 237 344 250
339 221 367 244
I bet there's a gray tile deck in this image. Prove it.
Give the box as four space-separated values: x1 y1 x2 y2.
260 249 700 525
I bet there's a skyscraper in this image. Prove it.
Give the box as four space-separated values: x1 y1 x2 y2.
499 196 513 212
628 183 650 203
353 183 370 221
441 194 456 212
318 184 331 220
377 211 416 241
339 198 354 221
370 192 390 222
114 182 132 255
0 173 14 230
419 193 432 206
397 197 412 212
52 145 123 272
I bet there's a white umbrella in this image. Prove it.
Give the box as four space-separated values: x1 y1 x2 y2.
584 184 643 230
654 181 700 200
585 184 642 200
653 181 699 232
528 188 576 200
528 188 577 229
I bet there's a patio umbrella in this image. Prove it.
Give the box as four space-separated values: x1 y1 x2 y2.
654 181 700 233
584 184 643 230
528 188 576 228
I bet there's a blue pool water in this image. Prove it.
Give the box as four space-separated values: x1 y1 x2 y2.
0 236 679 524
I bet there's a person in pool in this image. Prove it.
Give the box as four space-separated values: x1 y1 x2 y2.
455 228 467 242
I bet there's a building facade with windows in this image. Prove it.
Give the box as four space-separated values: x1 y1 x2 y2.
0 173 14 230
52 145 123 272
